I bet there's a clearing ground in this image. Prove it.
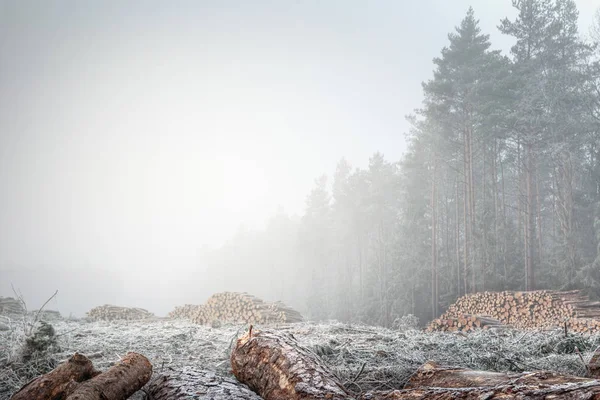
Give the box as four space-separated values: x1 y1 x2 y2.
1 316 600 399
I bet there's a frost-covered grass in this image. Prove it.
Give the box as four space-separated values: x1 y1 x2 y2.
2 316 600 399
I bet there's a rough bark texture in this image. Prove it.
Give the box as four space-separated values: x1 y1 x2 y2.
144 367 262 400
65 352 152 400
230 328 348 400
10 353 100 400
361 381 600 399
404 361 593 389
589 347 600 379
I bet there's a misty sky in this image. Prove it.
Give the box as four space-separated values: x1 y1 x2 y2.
0 1 598 315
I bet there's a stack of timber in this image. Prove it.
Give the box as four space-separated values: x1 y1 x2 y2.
426 314 506 333
168 292 303 325
0 296 25 315
428 290 600 334
86 305 154 321
167 304 204 319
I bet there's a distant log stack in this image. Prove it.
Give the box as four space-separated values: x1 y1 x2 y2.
168 292 303 325
428 290 600 334
86 305 154 321
426 314 506 333
0 297 25 315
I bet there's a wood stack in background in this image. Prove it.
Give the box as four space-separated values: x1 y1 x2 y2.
428 290 600 334
86 305 154 321
0 296 25 315
168 292 303 325
426 314 506 333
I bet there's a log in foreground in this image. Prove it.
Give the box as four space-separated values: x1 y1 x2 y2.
10 353 100 400
65 352 152 399
361 381 600 399
231 328 600 400
404 360 594 388
231 328 349 400
10 352 151 400
145 366 262 400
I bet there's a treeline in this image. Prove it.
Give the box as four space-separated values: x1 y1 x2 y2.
202 1 600 326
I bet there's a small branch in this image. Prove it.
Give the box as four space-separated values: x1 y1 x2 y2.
352 361 367 383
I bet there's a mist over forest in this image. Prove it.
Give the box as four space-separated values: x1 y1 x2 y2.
1 0 600 327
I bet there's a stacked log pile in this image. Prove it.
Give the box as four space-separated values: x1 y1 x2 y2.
86 305 154 321
426 314 506 333
0 297 25 315
428 290 600 333
168 292 303 325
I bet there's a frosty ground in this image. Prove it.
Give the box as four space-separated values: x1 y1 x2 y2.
1 316 600 400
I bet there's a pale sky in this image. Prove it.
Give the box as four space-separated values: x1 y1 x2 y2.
0 0 597 315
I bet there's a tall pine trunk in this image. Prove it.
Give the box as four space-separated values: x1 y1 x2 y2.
431 156 438 319
526 142 536 291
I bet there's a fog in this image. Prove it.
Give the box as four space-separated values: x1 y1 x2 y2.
0 0 598 317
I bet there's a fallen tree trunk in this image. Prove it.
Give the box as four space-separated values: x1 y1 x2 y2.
144 367 263 399
65 352 152 399
10 352 152 400
10 353 100 400
231 328 600 400
230 328 348 400
404 360 593 389
361 381 600 399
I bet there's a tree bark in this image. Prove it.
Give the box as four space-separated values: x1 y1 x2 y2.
231 331 600 400
231 328 348 400
431 155 438 319
526 142 536 291
10 352 151 400
361 382 600 399
404 361 593 389
10 353 100 400
455 178 462 297
144 367 262 400
65 352 152 400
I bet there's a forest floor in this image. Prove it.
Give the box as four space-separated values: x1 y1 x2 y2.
1 315 600 399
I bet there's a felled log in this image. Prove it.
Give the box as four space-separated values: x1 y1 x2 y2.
589 347 600 379
231 328 348 400
144 367 262 400
65 352 152 399
10 352 152 400
360 381 600 399
404 360 593 388
10 353 100 400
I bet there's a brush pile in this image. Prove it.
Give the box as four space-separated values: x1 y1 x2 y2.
168 292 303 325
428 290 600 333
86 305 154 321
0 297 25 316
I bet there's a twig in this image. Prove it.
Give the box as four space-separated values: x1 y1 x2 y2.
29 290 59 335
575 346 589 375
352 362 367 383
